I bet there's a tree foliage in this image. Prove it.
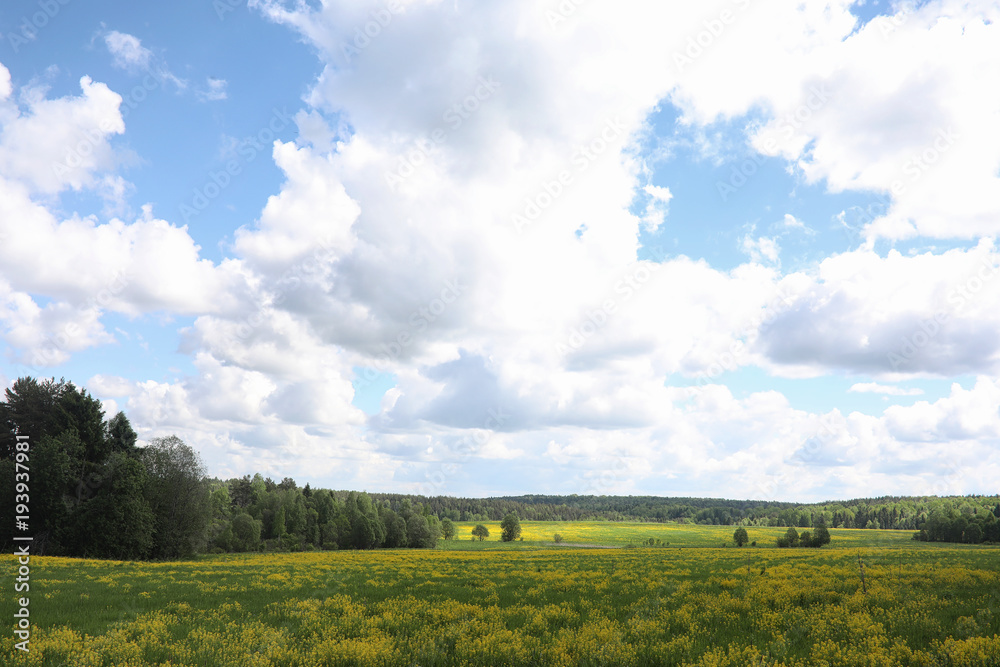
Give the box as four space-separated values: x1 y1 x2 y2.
141 436 212 559
500 513 521 542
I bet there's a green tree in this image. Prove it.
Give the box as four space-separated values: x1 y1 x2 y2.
813 523 831 547
383 511 409 548
273 506 287 538
964 523 983 544
231 512 262 552
141 435 211 558
800 530 813 547
472 524 490 541
104 411 138 455
501 513 521 542
440 517 455 540
777 526 799 548
30 431 81 553
733 527 749 547
67 453 155 560
406 514 435 548
0 377 71 459
57 383 107 465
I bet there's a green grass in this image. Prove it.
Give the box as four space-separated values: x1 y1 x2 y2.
7 523 999 666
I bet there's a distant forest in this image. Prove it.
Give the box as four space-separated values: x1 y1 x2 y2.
2 376 998 560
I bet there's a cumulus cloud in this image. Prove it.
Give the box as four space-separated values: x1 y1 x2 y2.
754 240 1000 377
4 2 999 497
0 74 124 194
0 71 247 364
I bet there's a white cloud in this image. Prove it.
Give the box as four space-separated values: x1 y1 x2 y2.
104 31 153 72
0 278 114 367
742 2 1000 240
0 64 11 100
640 183 672 232
4 3 1000 498
781 214 806 230
103 31 186 90
197 77 228 102
87 374 136 397
849 382 923 396
883 377 1000 443
0 75 124 194
753 240 1000 377
740 231 781 265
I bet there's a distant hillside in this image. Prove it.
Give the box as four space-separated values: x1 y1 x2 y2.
364 491 1000 533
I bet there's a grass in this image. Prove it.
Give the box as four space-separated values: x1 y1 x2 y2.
5 524 999 666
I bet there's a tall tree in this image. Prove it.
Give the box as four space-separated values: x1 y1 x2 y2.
66 453 155 560
141 436 211 558
1 377 69 458
105 412 138 455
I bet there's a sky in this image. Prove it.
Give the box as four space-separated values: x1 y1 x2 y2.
1 0 998 502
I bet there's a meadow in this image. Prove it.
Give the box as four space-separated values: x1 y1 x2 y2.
5 524 1000 666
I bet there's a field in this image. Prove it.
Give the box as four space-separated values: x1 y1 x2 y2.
445 521 927 549
5 524 1000 666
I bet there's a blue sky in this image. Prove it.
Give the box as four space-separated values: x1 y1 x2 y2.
1 0 998 501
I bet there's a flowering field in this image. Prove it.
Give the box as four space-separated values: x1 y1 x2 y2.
447 521 926 549
5 531 1000 666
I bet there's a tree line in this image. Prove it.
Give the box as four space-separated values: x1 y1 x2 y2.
1 378 210 558
4 376 997 559
0 377 449 558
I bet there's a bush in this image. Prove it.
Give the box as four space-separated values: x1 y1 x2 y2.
554 533 564 543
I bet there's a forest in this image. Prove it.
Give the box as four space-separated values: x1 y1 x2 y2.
2 376 998 559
